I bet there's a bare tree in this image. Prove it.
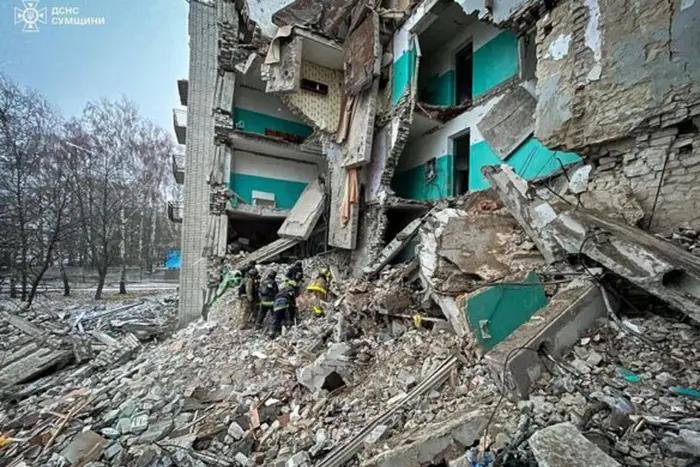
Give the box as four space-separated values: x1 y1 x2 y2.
0 78 179 303
0 74 70 304
66 98 174 299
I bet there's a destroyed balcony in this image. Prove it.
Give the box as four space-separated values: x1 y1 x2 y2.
173 108 187 145
227 200 291 220
172 154 185 185
229 129 323 165
167 201 183 224
178 79 188 106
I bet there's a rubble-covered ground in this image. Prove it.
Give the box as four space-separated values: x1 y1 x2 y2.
2 263 700 467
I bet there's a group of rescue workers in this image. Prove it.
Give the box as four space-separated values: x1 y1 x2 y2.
234 260 332 337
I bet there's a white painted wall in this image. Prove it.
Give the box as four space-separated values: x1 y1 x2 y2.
399 93 505 170
231 150 319 182
234 85 306 123
419 21 502 86
393 26 413 61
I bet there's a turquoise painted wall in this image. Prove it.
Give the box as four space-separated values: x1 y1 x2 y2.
420 70 455 106
391 155 454 201
472 30 519 97
466 271 548 351
233 107 313 139
469 137 581 191
229 173 308 210
392 48 416 104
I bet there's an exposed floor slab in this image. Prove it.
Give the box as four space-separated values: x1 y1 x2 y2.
484 280 611 399
278 179 326 239
232 237 300 269
483 165 700 323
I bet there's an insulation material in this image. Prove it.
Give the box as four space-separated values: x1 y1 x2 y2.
344 10 380 96
341 80 379 168
265 35 302 93
476 86 537 160
277 179 326 239
286 61 344 133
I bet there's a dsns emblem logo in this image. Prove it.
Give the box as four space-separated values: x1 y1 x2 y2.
14 0 47 32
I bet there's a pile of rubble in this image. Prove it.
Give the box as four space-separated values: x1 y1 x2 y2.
4 166 700 466
0 294 178 392
663 227 700 256
507 313 700 466
0 286 519 467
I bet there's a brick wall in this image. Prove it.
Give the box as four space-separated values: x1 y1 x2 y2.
534 0 700 151
588 119 700 233
178 0 218 325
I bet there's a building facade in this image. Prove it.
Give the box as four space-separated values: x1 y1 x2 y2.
174 0 700 325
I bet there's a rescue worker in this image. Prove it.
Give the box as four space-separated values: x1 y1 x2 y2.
269 286 297 338
307 268 331 317
256 270 279 330
240 267 259 329
285 261 304 296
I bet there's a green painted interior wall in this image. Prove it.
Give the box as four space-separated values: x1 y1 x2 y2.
472 30 519 97
391 155 454 201
420 70 456 106
465 271 548 351
392 49 416 104
469 137 581 191
232 107 313 139
229 173 308 210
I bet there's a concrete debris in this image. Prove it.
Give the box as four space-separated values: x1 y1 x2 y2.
484 164 700 324
1 243 698 467
0 294 177 389
277 180 326 240
296 343 354 395
529 422 621 466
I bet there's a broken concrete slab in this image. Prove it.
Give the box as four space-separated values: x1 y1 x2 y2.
344 10 380 96
278 180 326 240
232 238 301 270
482 165 561 263
552 209 700 324
342 80 379 169
0 347 73 386
297 343 353 394
477 87 537 160
484 281 611 398
529 423 621 466
265 35 302 94
362 409 486 467
272 0 356 39
485 164 700 323
363 217 422 279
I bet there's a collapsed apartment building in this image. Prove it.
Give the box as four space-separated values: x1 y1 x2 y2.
174 0 700 329
3 1 700 466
